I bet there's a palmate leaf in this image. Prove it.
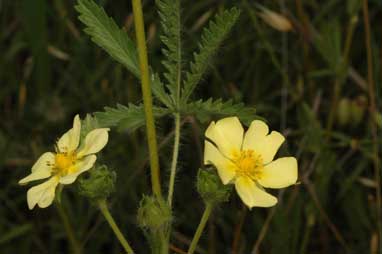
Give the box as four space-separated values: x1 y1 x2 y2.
183 98 256 126
156 0 181 101
94 103 170 132
75 0 173 108
181 8 240 103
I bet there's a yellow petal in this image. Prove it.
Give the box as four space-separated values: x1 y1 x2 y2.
204 141 236 184
27 176 59 209
19 152 55 185
205 117 243 158
235 177 277 208
59 155 96 184
258 157 298 188
57 115 81 153
242 120 285 164
77 128 109 158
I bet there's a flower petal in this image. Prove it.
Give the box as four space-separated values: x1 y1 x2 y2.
235 177 277 208
19 152 55 185
59 155 96 184
204 141 236 184
205 117 243 158
77 128 109 158
57 115 81 153
242 120 285 164
27 176 59 209
258 157 298 188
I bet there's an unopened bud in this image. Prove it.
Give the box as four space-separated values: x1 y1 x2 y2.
197 168 231 205
337 98 351 126
374 112 382 129
350 95 367 127
258 7 293 32
77 165 116 202
137 196 171 231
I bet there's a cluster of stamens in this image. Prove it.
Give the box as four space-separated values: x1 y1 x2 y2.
47 146 77 176
232 149 264 180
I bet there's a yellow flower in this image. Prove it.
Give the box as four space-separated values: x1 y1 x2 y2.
19 115 110 209
204 117 297 208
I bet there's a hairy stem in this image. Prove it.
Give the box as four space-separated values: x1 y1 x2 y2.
56 203 82 254
132 0 162 198
187 204 213 254
167 112 181 207
98 200 135 254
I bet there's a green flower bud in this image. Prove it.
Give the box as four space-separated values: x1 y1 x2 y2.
137 196 171 231
374 112 382 129
197 168 232 205
350 95 367 127
77 165 116 202
337 98 351 126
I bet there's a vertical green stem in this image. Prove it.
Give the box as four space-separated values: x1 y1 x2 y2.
326 15 358 134
362 0 382 251
187 204 213 254
131 0 162 198
56 203 82 254
167 112 181 207
98 200 135 254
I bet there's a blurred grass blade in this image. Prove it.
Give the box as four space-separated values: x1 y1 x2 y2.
0 224 32 245
22 0 50 95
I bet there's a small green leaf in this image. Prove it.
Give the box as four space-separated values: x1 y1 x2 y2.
94 103 170 132
183 98 256 125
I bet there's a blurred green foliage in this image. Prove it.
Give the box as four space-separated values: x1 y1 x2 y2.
0 0 381 253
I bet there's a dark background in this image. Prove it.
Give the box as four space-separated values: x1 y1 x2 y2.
1 0 381 253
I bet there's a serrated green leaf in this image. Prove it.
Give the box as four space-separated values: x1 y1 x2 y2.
75 0 139 76
157 0 181 102
75 0 173 108
181 8 240 103
183 98 256 125
94 103 170 132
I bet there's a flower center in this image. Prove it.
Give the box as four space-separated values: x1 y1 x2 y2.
53 153 77 176
232 150 264 180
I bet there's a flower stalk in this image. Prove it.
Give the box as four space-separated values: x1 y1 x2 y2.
187 203 213 254
167 112 181 207
98 200 135 254
132 0 162 199
56 202 82 254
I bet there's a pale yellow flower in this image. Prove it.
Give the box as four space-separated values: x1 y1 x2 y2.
204 117 297 208
19 115 110 209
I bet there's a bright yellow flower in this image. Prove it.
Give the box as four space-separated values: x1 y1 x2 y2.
204 117 297 208
19 115 110 209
